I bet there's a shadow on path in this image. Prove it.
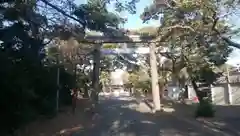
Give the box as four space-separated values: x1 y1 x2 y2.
15 98 94 136
144 98 240 136
70 96 215 136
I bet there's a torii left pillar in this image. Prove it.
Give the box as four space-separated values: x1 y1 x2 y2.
150 43 161 112
92 43 101 103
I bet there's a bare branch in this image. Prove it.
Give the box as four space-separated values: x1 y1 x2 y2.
158 51 176 59
210 11 240 49
43 38 54 45
40 0 86 27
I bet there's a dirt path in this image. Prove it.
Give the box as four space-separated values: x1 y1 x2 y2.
16 98 94 136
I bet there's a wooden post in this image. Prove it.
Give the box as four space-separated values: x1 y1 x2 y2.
149 43 161 111
226 65 232 104
56 53 60 113
92 44 101 103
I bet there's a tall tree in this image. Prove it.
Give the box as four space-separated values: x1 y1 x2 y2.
140 0 235 101
141 0 240 48
0 1 74 134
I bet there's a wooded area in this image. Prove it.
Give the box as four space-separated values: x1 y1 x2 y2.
1 0 240 135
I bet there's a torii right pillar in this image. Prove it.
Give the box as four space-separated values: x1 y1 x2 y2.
149 43 161 112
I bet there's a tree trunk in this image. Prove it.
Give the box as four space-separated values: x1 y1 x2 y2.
150 43 161 111
92 44 101 102
83 85 89 98
191 79 203 102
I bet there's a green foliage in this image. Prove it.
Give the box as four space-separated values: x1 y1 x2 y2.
191 66 222 85
128 70 151 91
73 0 139 32
135 79 151 91
195 98 215 118
0 1 75 135
100 71 110 84
0 0 140 135
140 0 235 86
74 1 122 31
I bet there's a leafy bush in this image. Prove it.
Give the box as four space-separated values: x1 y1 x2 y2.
195 98 215 118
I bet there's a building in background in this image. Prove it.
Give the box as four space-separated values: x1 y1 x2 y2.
110 69 125 93
237 64 240 72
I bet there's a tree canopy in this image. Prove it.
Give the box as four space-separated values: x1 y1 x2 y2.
137 0 240 100
2 0 240 134
141 0 240 49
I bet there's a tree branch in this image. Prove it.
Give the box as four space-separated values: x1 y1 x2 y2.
155 24 195 43
158 51 177 60
210 9 240 49
165 25 195 32
40 0 86 27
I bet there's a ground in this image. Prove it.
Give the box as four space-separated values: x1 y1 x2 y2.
16 98 94 136
17 95 240 136
70 96 213 136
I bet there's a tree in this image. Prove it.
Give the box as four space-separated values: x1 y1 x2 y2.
142 0 240 49
100 71 111 92
0 0 145 134
0 1 80 135
140 0 235 101
127 69 151 92
73 0 123 32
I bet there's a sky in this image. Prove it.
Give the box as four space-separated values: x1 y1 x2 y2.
109 0 160 29
76 0 240 66
77 0 159 29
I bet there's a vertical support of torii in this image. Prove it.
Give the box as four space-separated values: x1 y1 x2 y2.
92 43 101 103
149 43 161 112
86 34 161 108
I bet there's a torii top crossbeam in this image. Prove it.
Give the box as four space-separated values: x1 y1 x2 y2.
101 47 150 55
84 34 155 55
84 34 157 44
84 34 156 55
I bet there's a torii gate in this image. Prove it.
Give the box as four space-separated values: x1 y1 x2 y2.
85 34 162 111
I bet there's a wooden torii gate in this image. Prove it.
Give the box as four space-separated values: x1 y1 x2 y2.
85 34 162 111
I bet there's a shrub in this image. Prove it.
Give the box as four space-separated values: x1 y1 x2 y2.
195 97 215 118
